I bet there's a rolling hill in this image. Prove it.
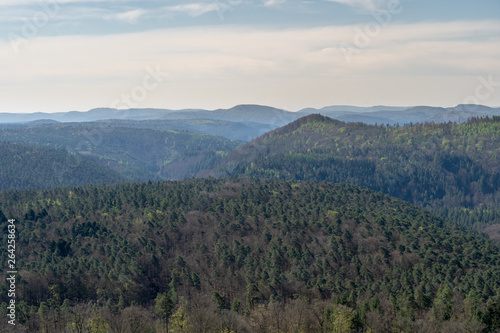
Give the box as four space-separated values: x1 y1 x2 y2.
0 125 242 182
0 105 301 142
0 141 125 190
42 118 275 142
302 104 500 125
216 114 500 237
2 104 500 141
0 178 499 331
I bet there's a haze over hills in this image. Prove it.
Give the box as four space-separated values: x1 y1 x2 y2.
0 105 299 125
0 125 242 182
303 105 500 125
2 104 500 141
86 119 274 142
0 118 271 142
1 107 500 236
2 107 500 235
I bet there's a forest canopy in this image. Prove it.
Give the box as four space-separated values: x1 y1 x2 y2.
1 178 499 331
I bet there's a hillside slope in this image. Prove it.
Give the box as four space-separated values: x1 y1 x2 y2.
0 141 125 190
0 125 242 182
0 179 499 331
218 115 500 235
57 118 275 142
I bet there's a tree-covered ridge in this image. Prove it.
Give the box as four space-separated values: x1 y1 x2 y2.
222 115 500 235
0 125 242 182
1 179 500 331
0 141 125 190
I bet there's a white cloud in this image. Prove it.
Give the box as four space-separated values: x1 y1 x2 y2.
106 9 146 23
326 0 405 12
0 0 109 6
0 20 499 112
264 0 286 6
163 3 220 17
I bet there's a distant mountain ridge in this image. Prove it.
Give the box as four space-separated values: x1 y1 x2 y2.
0 105 299 124
2 104 499 125
304 104 500 125
2 104 499 141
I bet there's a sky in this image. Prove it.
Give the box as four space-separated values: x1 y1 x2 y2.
0 0 499 113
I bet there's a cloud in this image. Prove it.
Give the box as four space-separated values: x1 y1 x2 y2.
1 20 499 112
106 8 146 23
264 0 287 6
163 3 221 17
325 0 404 12
0 0 109 6
0 1 139 24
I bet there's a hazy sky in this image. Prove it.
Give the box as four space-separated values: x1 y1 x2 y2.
1 0 499 113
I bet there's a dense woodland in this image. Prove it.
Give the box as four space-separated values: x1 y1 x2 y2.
88 118 276 142
0 142 125 191
220 115 500 237
0 125 241 183
1 114 500 332
3 116 500 238
1 179 500 332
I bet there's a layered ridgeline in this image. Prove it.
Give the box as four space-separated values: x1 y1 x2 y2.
0 105 299 141
0 125 241 183
2 104 500 137
1 179 500 331
0 141 125 190
219 115 500 237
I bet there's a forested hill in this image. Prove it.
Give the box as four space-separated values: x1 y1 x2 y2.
219 115 500 236
0 141 125 190
0 125 242 182
1 179 500 331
